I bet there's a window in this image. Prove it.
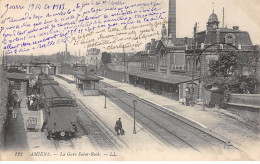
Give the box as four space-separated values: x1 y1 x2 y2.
160 54 167 66
225 34 235 45
226 36 233 44
13 81 21 90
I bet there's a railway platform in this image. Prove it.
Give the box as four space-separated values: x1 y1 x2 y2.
3 97 30 160
98 76 259 151
55 74 260 160
3 94 58 160
53 76 178 157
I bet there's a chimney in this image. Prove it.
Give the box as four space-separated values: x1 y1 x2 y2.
168 0 176 38
223 7 225 28
65 43 68 60
145 43 151 51
151 39 156 51
183 37 188 44
233 26 239 30
151 39 155 45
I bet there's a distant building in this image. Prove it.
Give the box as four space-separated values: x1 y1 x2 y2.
108 52 135 71
85 48 102 66
126 53 142 72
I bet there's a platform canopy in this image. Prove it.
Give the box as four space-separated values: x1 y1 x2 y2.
74 74 103 81
4 72 31 80
128 71 200 85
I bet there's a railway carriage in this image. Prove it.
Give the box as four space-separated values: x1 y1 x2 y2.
38 74 54 81
39 75 78 140
36 74 57 94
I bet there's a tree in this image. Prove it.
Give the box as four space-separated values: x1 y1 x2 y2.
101 52 112 65
204 51 258 94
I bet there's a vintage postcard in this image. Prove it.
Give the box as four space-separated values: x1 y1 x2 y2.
0 0 260 161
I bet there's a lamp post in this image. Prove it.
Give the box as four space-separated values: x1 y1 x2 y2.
96 57 97 73
191 22 197 107
104 86 107 108
133 99 137 134
185 88 189 106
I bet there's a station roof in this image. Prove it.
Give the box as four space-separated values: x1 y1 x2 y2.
128 71 200 85
4 72 30 80
74 74 103 81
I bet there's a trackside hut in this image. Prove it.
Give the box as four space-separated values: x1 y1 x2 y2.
4 72 30 97
74 74 103 96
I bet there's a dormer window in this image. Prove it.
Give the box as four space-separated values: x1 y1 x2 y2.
225 33 235 45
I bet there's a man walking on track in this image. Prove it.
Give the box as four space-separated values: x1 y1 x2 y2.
114 118 122 135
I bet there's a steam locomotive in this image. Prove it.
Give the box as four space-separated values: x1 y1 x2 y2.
38 74 78 140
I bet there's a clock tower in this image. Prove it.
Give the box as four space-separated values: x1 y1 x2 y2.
207 11 220 32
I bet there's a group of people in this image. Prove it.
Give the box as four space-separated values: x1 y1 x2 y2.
26 93 41 111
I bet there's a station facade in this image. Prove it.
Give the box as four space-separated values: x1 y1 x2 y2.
129 0 259 104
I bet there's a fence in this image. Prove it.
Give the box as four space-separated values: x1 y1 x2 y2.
227 94 260 123
229 94 260 108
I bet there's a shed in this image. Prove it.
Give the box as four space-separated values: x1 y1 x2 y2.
74 74 103 96
4 72 31 96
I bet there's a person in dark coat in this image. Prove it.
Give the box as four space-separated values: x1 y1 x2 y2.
12 91 19 108
26 97 30 108
17 97 22 108
115 118 122 135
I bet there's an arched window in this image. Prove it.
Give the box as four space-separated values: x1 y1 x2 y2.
159 49 167 66
225 33 235 45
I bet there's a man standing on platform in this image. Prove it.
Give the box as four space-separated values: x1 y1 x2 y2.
114 118 122 135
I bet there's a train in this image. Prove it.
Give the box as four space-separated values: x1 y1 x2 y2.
38 74 78 140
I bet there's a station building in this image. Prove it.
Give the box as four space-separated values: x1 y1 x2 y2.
128 0 259 103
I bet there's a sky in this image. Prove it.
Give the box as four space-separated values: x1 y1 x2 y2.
176 0 260 44
1 0 260 56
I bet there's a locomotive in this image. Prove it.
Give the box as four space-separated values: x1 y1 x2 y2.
39 74 78 140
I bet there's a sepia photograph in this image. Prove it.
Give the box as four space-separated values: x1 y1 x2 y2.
0 0 260 161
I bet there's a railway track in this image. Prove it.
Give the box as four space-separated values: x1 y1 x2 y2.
99 81 238 152
52 76 128 150
54 139 74 150
75 96 128 150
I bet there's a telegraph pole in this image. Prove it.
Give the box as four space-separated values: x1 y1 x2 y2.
191 22 197 107
96 57 97 72
5 51 8 70
123 45 126 72
123 45 127 82
133 100 137 134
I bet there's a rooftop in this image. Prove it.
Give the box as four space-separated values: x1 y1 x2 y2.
74 74 103 81
128 71 200 85
4 72 31 80
196 28 253 46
